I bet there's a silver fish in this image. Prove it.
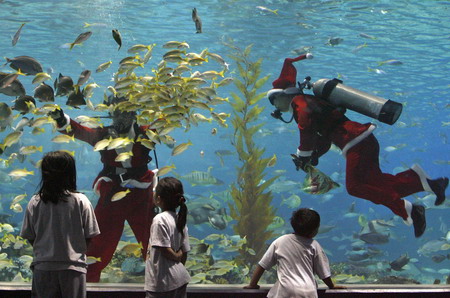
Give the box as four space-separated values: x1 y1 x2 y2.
76 70 91 86
69 31 92 50
12 23 25 46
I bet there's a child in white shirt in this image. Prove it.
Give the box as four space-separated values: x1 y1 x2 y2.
145 177 190 298
244 208 345 298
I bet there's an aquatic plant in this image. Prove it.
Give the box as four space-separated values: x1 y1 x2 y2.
225 42 278 266
186 234 251 284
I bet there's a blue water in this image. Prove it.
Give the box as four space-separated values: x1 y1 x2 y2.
0 0 449 285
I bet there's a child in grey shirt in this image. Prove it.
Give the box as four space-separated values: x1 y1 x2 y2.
21 151 100 298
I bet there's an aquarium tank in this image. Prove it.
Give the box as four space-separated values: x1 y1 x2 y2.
0 0 449 286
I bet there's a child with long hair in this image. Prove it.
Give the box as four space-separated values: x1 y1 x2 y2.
145 177 190 298
20 151 100 298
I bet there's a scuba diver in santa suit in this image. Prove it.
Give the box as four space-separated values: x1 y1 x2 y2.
267 53 448 238
49 96 158 282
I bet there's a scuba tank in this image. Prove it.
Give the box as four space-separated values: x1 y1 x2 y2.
312 78 402 125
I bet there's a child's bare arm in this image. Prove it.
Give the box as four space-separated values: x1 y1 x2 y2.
154 246 183 262
322 277 346 289
180 251 188 265
244 265 265 289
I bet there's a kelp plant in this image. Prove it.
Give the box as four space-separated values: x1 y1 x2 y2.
227 43 278 266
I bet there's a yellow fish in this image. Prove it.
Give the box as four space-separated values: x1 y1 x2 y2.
94 137 112 151
136 137 155 150
111 189 131 202
8 168 34 179
191 113 212 124
162 41 190 49
32 72 52 85
31 116 52 128
3 131 23 147
107 137 133 150
10 203 23 213
86 256 102 265
156 164 176 177
256 6 279 15
115 151 133 162
128 44 153 54
121 242 143 257
19 145 43 155
51 134 75 143
171 140 193 156
60 150 75 157
32 127 45 135
267 154 277 167
11 193 27 205
83 83 100 98
96 60 112 73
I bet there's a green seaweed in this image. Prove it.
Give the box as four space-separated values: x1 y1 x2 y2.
225 41 278 266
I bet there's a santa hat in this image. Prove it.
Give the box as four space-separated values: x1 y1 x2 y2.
267 53 313 104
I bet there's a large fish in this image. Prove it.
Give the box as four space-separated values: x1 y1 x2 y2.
359 231 389 245
179 166 223 186
4 56 43 75
0 72 26 96
418 239 449 256
34 82 55 102
268 178 300 193
0 73 20 89
0 103 13 131
302 165 340 195
188 204 228 230
13 95 35 114
390 254 410 271
66 87 86 107
54 73 74 96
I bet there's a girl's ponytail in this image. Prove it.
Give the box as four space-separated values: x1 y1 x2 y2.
176 195 188 236
155 177 188 236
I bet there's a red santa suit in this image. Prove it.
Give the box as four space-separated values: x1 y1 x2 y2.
291 93 430 222
266 53 437 227
57 114 156 282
